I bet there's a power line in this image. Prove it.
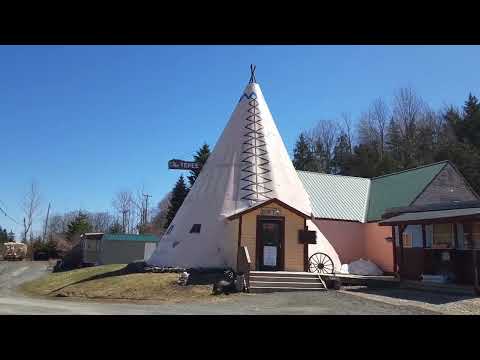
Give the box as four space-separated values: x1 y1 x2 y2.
0 205 20 225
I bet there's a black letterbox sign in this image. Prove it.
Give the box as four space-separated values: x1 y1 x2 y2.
298 230 317 244
168 159 201 170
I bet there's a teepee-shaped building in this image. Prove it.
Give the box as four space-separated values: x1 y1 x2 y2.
148 67 340 272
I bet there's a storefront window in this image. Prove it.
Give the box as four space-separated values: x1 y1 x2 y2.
432 223 454 249
463 223 480 249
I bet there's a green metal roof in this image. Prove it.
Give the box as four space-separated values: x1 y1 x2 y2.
102 234 160 242
366 161 448 222
297 170 370 222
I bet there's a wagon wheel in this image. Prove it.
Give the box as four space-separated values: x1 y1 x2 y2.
308 252 335 274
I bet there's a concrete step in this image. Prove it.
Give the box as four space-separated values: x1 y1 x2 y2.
250 271 318 279
248 271 326 293
250 275 321 283
250 286 326 293
250 281 325 289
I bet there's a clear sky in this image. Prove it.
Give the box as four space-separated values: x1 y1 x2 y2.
1 45 480 236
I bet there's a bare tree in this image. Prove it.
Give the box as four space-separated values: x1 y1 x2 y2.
339 112 353 152
392 87 426 140
371 98 389 159
149 192 171 236
358 98 390 160
22 181 41 243
112 191 133 233
391 87 427 167
308 119 339 173
88 212 114 233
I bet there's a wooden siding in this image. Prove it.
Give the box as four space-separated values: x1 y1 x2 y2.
413 164 478 206
239 204 306 272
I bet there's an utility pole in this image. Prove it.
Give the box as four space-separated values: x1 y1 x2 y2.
43 202 51 242
122 210 129 234
142 193 152 226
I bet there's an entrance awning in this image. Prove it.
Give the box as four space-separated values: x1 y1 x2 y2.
379 207 480 226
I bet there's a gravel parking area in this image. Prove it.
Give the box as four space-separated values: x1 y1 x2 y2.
0 261 439 314
341 286 480 315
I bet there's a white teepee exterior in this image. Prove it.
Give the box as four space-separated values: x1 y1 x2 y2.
148 77 340 270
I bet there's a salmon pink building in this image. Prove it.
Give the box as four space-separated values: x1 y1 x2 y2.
298 161 479 274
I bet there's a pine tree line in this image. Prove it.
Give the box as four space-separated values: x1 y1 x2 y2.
292 88 480 194
163 143 211 229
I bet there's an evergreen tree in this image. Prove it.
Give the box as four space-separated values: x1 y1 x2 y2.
332 133 352 175
348 144 380 178
66 212 92 241
463 93 480 119
164 175 189 229
188 143 211 187
292 133 316 171
0 226 8 244
462 94 480 148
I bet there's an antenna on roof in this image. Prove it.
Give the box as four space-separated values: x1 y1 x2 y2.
249 64 257 84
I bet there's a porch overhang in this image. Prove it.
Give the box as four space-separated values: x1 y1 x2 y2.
379 207 480 226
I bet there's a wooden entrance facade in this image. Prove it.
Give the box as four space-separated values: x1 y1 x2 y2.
229 198 316 272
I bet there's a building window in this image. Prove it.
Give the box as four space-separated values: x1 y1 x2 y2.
402 233 412 248
433 223 454 249
190 224 201 233
463 223 480 249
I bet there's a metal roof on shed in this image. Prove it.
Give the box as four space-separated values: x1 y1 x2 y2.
297 170 370 222
102 234 160 242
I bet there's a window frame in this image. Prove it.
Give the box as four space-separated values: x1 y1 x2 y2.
432 223 454 249
190 224 201 234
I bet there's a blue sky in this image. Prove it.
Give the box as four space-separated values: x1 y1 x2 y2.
1 45 479 236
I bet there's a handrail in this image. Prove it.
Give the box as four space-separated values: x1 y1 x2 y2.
238 246 251 292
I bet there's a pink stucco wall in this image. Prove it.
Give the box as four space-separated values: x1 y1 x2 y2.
314 219 365 265
364 222 394 272
313 219 394 273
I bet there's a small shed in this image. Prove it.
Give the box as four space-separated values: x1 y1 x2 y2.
81 233 104 264
98 234 160 265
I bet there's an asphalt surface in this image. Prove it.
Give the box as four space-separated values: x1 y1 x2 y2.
0 261 438 315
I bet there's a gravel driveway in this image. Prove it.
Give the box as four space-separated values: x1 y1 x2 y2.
0 261 447 315
340 286 480 315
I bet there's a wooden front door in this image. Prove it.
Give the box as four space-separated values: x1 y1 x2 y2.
257 217 284 271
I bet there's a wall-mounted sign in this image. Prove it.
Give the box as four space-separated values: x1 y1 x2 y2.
298 230 317 244
168 159 201 170
261 207 281 217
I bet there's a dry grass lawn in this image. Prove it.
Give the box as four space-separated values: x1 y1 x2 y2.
21 264 224 303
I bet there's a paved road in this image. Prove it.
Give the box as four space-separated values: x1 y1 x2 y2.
0 261 438 315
